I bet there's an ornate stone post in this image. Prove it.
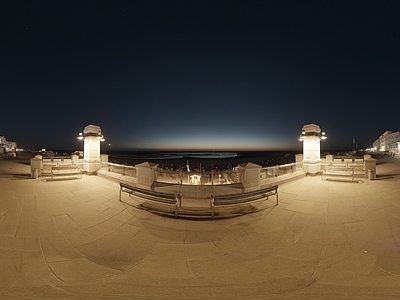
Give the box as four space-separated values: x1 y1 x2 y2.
299 123 327 175
30 155 43 178
77 124 104 174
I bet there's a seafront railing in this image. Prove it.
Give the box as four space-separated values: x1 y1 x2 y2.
100 161 304 185
103 162 136 177
260 162 303 179
156 169 243 185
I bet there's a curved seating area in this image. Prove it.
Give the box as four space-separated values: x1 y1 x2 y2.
119 182 279 219
1 155 400 298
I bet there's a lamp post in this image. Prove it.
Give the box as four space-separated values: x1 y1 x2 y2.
298 123 327 175
77 124 105 174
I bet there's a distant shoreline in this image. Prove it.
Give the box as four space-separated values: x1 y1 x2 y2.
107 150 299 171
13 149 394 172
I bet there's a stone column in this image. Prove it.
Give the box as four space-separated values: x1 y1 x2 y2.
299 123 326 175
237 162 261 192
295 154 303 171
101 154 109 163
80 124 104 175
30 155 43 178
135 162 158 189
72 154 79 163
326 154 333 164
364 156 377 179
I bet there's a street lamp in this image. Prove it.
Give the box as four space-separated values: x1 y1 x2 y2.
77 130 105 142
298 130 306 141
298 129 327 141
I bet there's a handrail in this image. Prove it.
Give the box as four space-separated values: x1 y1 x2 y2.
101 160 304 185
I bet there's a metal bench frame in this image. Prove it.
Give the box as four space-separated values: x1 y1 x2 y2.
210 185 278 219
119 182 181 217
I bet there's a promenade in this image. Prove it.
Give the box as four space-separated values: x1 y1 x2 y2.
1 154 400 298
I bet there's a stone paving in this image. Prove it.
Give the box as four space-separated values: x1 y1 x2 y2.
1 155 400 298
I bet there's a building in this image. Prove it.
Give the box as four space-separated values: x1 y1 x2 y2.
0 136 6 145
372 138 380 151
374 130 400 152
0 135 17 153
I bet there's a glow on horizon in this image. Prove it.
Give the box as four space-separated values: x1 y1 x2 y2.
120 132 299 151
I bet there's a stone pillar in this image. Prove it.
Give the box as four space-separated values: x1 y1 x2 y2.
81 124 104 175
299 123 326 175
135 162 158 189
363 154 371 160
237 162 261 192
326 154 334 164
295 154 303 171
72 154 79 163
30 155 43 178
364 157 377 179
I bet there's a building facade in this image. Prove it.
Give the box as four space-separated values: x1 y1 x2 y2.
0 135 17 153
374 130 400 152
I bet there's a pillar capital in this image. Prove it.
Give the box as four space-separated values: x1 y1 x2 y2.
302 123 321 134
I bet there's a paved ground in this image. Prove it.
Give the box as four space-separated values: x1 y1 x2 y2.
1 154 400 298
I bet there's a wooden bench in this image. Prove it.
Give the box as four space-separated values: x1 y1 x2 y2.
321 166 355 181
51 165 82 180
119 182 181 217
210 185 278 219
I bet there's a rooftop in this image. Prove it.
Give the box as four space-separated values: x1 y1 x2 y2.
1 153 400 298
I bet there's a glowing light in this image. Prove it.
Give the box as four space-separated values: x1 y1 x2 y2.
298 130 307 141
77 131 105 141
298 129 327 141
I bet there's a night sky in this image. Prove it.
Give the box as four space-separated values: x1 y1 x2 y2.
2 0 399 151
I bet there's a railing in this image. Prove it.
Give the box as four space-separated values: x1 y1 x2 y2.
101 162 136 177
260 162 303 179
156 169 243 185
42 156 84 172
43 156 73 166
100 161 304 185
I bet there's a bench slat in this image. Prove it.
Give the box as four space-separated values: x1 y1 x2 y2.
322 166 355 182
51 165 82 179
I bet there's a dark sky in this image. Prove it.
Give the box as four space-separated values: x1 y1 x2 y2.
1 0 399 151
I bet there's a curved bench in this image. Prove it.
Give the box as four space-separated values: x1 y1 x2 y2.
119 182 181 217
210 185 278 219
322 166 357 182
51 165 82 180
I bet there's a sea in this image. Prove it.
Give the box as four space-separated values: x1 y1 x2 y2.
50 148 355 171
105 150 301 171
